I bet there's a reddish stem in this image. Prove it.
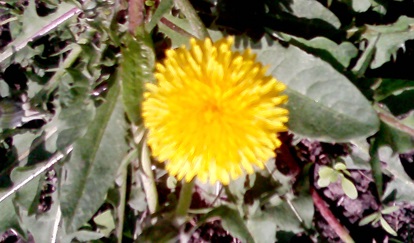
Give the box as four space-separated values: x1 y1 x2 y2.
128 0 145 35
160 17 194 38
311 187 355 243
378 111 414 137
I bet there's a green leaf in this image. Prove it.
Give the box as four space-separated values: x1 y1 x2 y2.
382 147 414 202
376 120 414 154
146 0 173 32
138 219 178 242
159 22 190 48
290 193 314 229
0 0 77 68
61 82 128 233
317 166 336 187
318 166 334 177
56 102 95 149
160 14 193 47
352 0 372 12
289 36 358 68
380 90 414 117
120 30 155 125
374 79 414 101
0 196 23 236
341 177 358 199
56 69 96 149
128 187 147 212
93 210 115 237
381 205 400 215
285 0 341 28
364 16 414 69
240 37 380 142
10 164 44 212
20 191 61 243
202 206 255 243
174 0 209 39
358 212 379 226
267 198 307 233
246 213 277 243
352 34 379 77
63 230 105 243
380 217 397 236
0 99 24 129
27 132 54 166
334 162 347 171
0 80 9 97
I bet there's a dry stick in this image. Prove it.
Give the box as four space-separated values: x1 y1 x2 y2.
311 187 355 243
0 146 73 204
0 7 81 64
51 206 62 243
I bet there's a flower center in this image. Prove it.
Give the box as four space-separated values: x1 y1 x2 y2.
203 103 222 123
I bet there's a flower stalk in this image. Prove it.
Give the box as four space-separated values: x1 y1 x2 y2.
175 179 195 224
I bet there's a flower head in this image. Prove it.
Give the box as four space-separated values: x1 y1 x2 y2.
142 37 288 185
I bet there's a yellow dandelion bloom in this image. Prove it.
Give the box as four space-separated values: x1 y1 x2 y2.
142 37 288 185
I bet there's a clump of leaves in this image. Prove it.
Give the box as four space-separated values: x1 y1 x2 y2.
317 163 358 200
359 206 399 236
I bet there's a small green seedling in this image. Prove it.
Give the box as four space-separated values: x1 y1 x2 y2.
317 162 358 199
359 206 399 236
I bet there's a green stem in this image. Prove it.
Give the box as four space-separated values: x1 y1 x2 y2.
41 44 82 97
117 165 128 243
175 179 195 223
173 0 209 39
140 140 159 214
115 150 139 242
369 137 383 199
377 110 414 137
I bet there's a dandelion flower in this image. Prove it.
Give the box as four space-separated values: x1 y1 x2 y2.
142 37 288 185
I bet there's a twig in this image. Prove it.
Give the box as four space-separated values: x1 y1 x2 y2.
0 7 81 64
311 187 354 243
0 146 73 204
